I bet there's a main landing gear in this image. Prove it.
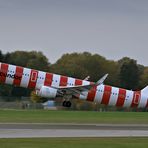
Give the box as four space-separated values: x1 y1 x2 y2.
62 100 72 108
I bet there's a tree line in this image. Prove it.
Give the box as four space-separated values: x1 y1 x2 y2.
0 50 147 101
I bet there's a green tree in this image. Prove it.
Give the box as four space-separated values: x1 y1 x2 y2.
0 50 4 62
4 50 50 69
51 52 119 85
119 59 140 90
118 57 132 66
27 51 50 71
140 67 148 88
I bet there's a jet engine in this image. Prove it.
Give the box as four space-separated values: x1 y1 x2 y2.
37 86 58 98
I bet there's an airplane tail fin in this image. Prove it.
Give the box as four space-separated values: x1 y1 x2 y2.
141 86 148 93
141 86 148 108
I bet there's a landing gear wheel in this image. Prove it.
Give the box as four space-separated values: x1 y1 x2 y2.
62 101 72 107
66 101 71 107
62 101 67 107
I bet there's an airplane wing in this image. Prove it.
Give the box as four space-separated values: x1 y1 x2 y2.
53 74 108 97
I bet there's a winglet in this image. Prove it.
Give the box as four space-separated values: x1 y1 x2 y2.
84 76 90 81
95 74 109 86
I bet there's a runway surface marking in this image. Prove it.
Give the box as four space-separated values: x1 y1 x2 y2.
0 123 148 138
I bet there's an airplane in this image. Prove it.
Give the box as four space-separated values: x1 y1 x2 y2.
0 62 147 108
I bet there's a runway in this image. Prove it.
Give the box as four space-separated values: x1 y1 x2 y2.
0 123 148 138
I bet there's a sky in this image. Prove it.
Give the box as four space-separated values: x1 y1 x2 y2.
0 0 148 66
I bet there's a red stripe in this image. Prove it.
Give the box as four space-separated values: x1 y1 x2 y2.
101 85 112 105
116 88 126 107
60 76 68 86
28 70 38 89
87 86 97 102
90 82 95 85
75 79 83 86
44 73 53 86
13 66 23 86
131 91 141 108
146 100 148 108
0 63 9 83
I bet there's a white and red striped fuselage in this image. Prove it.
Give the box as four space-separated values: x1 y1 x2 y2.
0 62 147 108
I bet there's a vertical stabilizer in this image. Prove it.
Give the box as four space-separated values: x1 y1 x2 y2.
141 86 148 93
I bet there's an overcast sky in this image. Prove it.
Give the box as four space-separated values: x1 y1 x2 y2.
0 0 148 66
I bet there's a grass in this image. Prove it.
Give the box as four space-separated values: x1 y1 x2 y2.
0 111 147 147
0 109 148 124
0 137 148 148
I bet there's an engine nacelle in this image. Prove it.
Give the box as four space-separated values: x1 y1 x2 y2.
37 86 57 98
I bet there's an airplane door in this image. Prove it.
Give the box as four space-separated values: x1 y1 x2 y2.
31 71 38 82
133 93 140 104
28 70 38 89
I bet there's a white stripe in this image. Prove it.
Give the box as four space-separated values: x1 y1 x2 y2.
94 84 105 103
79 80 90 100
67 77 75 87
51 74 60 87
83 80 90 86
20 68 31 88
36 71 46 89
138 93 147 108
108 87 119 106
5 64 16 85
123 90 133 107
